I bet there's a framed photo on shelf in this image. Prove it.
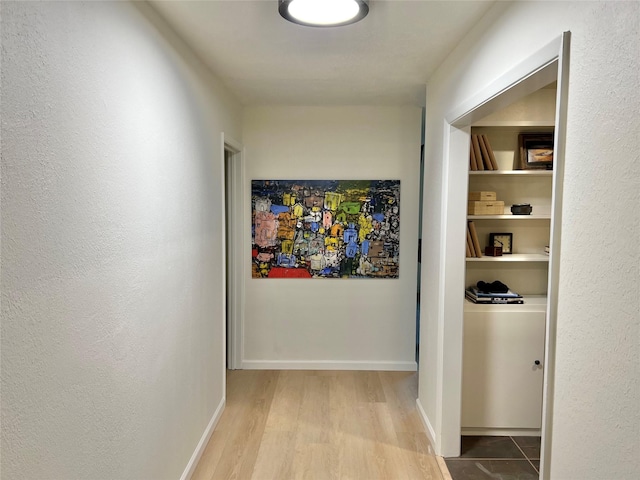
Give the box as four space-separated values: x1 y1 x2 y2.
518 133 554 170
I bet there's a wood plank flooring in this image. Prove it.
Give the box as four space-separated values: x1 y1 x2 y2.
192 370 444 480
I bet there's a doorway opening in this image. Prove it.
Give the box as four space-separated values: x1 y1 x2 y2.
223 135 243 370
416 139 425 364
431 33 570 480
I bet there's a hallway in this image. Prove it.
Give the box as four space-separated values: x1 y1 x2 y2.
191 370 444 480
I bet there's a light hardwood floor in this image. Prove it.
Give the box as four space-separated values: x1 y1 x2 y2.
191 370 444 480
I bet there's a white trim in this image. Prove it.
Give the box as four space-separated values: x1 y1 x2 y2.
416 398 438 452
222 133 243 154
431 33 567 462
438 124 469 458
241 360 417 371
446 36 562 126
540 30 571 480
220 134 228 387
180 398 225 480
433 120 451 456
222 133 245 370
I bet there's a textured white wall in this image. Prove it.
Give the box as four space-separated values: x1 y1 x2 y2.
242 106 421 369
418 1 639 478
1 2 242 479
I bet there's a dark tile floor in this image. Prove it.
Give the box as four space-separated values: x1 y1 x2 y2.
445 436 541 480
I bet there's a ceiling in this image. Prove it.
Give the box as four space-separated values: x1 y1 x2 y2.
149 0 497 106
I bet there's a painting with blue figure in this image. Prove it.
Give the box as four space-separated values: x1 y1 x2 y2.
270 205 290 215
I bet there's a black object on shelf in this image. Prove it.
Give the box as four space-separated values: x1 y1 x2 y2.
477 280 509 294
511 203 533 215
465 286 524 304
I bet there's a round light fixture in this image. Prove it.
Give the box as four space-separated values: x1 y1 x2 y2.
278 0 369 27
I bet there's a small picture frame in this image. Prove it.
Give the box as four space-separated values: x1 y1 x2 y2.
518 133 554 170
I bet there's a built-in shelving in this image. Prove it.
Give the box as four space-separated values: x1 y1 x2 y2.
469 170 553 176
466 254 549 262
468 214 550 220
461 77 556 437
464 295 547 313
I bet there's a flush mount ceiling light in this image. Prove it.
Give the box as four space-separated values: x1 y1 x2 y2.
279 0 369 27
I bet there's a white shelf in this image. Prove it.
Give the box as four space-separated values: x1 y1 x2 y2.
467 254 549 262
469 170 553 176
464 295 547 313
468 214 551 220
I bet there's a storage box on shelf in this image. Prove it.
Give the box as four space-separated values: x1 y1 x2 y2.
468 200 505 215
469 191 497 201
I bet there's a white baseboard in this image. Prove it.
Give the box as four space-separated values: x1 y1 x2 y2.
180 397 225 480
416 398 438 453
241 360 417 371
413 400 454 480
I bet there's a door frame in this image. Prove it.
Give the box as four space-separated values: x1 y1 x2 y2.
222 133 244 370
433 33 570 479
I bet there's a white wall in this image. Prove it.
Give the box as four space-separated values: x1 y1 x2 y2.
242 106 421 370
418 1 639 478
1 2 242 479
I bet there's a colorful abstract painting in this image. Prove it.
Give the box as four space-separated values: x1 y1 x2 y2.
251 180 400 279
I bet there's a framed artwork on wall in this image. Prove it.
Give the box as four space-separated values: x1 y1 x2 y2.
251 179 400 279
